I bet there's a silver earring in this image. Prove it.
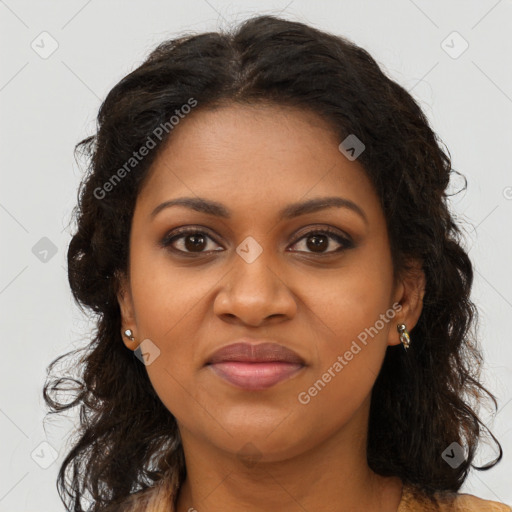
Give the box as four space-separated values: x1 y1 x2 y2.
124 329 135 341
397 324 411 350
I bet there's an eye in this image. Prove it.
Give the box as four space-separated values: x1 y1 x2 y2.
288 227 354 255
161 226 354 257
161 227 223 255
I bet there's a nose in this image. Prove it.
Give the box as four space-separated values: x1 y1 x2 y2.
213 246 297 327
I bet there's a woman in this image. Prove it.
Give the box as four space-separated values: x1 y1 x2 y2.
44 14 510 512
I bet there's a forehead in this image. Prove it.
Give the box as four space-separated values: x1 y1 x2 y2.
136 102 379 220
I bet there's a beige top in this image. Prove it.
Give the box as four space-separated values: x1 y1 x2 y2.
398 485 511 511
115 472 511 511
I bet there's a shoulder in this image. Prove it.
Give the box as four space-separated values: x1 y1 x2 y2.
437 493 512 512
102 471 180 512
399 484 511 511
437 492 512 512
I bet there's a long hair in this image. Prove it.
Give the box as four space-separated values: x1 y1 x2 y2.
43 14 502 511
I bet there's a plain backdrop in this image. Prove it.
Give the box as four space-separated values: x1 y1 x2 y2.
1 0 511 510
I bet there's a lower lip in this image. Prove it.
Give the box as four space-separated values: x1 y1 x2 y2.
207 362 304 390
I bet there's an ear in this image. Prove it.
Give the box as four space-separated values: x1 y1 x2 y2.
116 271 138 351
387 258 426 347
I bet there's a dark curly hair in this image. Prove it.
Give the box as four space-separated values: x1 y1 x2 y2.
43 14 503 511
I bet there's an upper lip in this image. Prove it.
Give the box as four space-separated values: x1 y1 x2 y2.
206 340 305 365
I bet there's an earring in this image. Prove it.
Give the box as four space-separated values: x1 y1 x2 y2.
397 324 411 350
124 329 135 341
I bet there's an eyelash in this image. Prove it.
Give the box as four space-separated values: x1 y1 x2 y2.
160 226 354 257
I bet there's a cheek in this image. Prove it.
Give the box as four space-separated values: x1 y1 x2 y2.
128 250 220 418
129 244 214 338
299 254 395 396
293 290 391 443
304 253 394 347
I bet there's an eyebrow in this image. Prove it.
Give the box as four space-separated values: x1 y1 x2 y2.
150 196 368 224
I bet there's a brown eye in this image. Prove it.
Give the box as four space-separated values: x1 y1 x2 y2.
289 228 354 255
182 233 207 252
306 233 329 252
161 228 223 254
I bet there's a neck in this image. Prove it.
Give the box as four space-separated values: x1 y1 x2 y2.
175 397 403 512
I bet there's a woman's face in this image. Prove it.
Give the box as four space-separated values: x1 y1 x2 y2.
117 103 424 463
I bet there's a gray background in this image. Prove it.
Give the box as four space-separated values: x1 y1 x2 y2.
1 0 511 510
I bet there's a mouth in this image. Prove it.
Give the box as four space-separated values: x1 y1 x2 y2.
205 341 306 391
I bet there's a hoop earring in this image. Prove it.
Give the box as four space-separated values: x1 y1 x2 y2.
124 329 135 342
397 324 411 350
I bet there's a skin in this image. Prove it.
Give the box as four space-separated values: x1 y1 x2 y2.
117 103 426 512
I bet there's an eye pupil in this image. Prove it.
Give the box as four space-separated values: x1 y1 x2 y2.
307 234 328 252
185 233 207 252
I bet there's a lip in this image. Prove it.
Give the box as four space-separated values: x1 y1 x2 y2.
206 341 306 391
